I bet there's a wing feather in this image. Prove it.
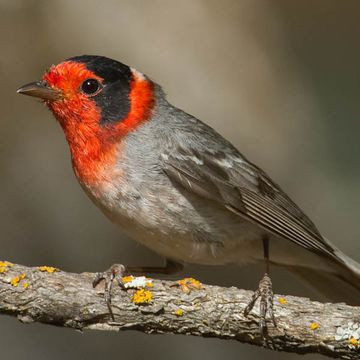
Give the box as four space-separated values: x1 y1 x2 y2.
162 147 335 258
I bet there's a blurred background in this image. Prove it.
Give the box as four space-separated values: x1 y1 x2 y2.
1 0 360 359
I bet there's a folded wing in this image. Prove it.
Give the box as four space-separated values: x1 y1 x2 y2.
161 146 335 259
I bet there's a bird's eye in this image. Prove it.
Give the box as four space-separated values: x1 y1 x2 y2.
81 78 101 95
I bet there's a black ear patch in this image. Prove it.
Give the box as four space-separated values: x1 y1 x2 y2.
69 55 133 125
96 79 131 124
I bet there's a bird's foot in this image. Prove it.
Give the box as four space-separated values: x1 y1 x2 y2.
244 272 276 339
93 264 126 320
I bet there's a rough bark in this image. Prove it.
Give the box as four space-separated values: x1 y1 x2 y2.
0 262 359 359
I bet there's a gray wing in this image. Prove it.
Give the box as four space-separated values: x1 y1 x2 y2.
161 145 335 258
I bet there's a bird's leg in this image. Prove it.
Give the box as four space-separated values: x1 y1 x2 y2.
244 236 276 338
93 264 126 320
93 259 183 320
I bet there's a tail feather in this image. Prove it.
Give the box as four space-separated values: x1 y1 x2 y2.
334 247 360 280
286 246 360 305
271 236 360 305
287 264 360 305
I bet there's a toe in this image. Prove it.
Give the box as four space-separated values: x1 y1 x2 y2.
244 272 276 337
92 264 126 320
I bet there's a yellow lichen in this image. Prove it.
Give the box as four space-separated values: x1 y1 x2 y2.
310 322 320 330
146 281 154 288
278 297 287 305
10 273 26 287
122 275 134 283
38 266 57 273
10 277 18 286
177 277 202 294
174 309 184 317
22 282 29 289
0 261 13 274
131 289 153 304
0 261 13 267
349 337 359 347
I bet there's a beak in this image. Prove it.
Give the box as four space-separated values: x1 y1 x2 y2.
17 81 61 101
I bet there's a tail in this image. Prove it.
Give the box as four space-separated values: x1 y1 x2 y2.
287 248 360 305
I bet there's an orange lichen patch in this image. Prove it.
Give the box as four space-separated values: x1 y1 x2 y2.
278 297 287 305
131 289 153 304
174 309 184 317
122 276 135 283
0 261 14 273
38 266 57 273
176 277 202 294
22 282 29 289
310 322 320 330
349 337 359 348
10 273 26 287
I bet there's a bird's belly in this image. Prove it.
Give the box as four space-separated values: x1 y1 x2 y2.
125 225 264 265
80 173 337 272
96 189 265 265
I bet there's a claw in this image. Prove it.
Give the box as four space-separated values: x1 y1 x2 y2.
244 273 276 339
93 264 126 320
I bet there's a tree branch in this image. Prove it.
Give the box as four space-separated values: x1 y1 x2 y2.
0 262 359 359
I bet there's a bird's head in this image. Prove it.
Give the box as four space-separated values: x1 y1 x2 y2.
17 55 154 147
17 55 155 185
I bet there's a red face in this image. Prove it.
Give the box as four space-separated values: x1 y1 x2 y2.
43 60 154 141
43 61 105 149
44 61 104 101
18 56 154 186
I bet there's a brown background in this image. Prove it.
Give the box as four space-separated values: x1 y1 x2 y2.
1 1 360 359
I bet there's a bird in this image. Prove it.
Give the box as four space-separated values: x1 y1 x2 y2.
17 55 360 334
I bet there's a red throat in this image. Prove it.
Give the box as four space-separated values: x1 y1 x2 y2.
43 62 154 187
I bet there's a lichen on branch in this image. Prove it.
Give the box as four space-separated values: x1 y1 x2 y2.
0 261 359 359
